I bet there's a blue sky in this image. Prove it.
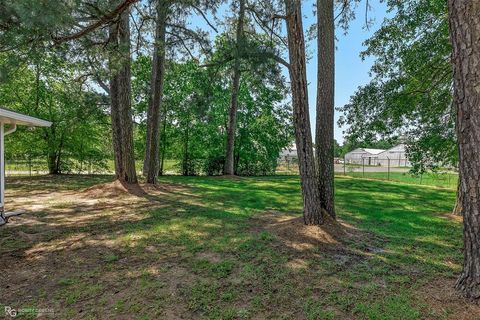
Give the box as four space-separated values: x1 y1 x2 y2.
191 0 389 144
301 0 388 144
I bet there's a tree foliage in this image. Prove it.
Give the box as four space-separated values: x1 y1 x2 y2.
131 35 292 176
339 0 455 173
0 54 110 173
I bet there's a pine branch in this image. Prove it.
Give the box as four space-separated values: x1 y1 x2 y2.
52 0 139 45
191 5 218 33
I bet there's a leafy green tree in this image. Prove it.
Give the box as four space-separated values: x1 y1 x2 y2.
132 50 292 176
0 54 110 173
337 0 465 216
223 0 246 175
142 0 219 183
333 139 343 158
234 72 292 175
339 0 455 173
2 0 144 183
244 0 324 224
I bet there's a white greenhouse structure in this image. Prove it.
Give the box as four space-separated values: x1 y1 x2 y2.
344 148 384 165
376 144 411 167
344 144 411 167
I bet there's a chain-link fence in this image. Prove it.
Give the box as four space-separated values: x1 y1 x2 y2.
5 158 113 176
341 159 457 189
7 157 458 189
276 156 458 189
5 158 181 177
6 159 49 176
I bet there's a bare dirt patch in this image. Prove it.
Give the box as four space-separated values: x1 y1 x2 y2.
439 212 463 223
252 211 359 252
82 179 191 199
1 178 199 319
416 278 480 320
195 251 223 263
83 180 145 198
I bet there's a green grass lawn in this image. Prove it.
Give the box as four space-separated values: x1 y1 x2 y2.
1 174 474 319
343 171 458 189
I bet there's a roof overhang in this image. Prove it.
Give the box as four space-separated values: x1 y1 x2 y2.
0 108 52 127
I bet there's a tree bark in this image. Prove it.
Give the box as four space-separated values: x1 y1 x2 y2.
47 127 65 174
453 171 463 216
144 0 168 184
316 0 335 219
182 119 190 176
158 111 168 176
285 0 324 225
448 0 480 299
224 0 245 175
109 8 137 184
48 152 60 174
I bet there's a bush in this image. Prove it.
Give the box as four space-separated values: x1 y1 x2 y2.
203 155 225 176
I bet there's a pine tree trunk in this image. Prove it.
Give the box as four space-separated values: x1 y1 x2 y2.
183 124 189 176
453 171 463 216
158 113 167 176
316 0 335 219
144 0 168 184
285 0 324 225
55 149 62 174
224 0 245 175
109 8 137 184
448 0 480 299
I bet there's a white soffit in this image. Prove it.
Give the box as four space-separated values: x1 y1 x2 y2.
0 107 52 127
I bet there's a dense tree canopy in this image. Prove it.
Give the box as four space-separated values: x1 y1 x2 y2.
0 53 110 173
131 37 292 176
1 1 293 177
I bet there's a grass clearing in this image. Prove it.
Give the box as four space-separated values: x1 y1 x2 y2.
0 174 477 319
343 171 458 189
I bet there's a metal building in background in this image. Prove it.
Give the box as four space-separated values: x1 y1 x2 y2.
344 148 385 165
344 144 411 167
376 144 411 167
